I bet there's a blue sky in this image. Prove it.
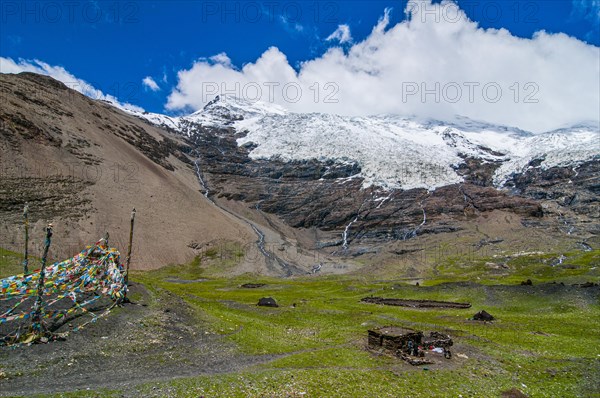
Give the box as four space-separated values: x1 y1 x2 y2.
1 0 599 129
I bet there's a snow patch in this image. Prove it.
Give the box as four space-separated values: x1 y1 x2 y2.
129 96 600 191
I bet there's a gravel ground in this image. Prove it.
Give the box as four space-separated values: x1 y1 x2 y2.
0 282 275 397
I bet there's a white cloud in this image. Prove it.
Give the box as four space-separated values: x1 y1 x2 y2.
166 0 600 133
326 24 353 44
279 15 305 34
209 53 233 67
0 57 144 112
142 76 160 91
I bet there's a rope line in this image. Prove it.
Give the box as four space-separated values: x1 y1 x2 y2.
0 239 127 346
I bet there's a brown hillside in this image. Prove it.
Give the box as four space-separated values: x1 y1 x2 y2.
0 72 254 270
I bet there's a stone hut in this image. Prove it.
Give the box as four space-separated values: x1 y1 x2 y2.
367 326 423 354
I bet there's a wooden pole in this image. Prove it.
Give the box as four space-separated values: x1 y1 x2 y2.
30 224 53 339
23 203 29 275
123 208 136 300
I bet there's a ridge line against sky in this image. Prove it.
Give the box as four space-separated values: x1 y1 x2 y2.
1 0 599 133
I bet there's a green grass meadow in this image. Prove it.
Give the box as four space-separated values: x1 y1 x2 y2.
3 246 599 397
119 249 598 397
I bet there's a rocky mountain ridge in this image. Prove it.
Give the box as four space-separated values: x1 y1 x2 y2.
1 74 598 277
128 96 599 259
131 96 599 191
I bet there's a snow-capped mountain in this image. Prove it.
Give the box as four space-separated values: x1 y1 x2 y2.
129 96 599 191
3 72 597 275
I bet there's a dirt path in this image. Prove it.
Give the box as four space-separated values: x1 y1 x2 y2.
0 282 275 397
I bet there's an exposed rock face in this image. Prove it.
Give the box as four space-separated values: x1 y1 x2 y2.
504 160 600 234
180 116 549 253
148 96 600 260
453 156 504 187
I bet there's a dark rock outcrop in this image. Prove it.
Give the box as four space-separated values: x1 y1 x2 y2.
472 310 494 321
504 159 600 234
257 297 278 307
181 118 549 251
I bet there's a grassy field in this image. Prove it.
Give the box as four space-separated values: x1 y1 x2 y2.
3 246 599 397
129 250 599 396
0 247 27 279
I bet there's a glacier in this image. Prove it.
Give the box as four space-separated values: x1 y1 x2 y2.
126 96 600 191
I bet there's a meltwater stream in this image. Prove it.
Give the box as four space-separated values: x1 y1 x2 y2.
191 138 300 276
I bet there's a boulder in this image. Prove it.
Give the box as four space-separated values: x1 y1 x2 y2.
257 297 278 307
473 310 494 321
